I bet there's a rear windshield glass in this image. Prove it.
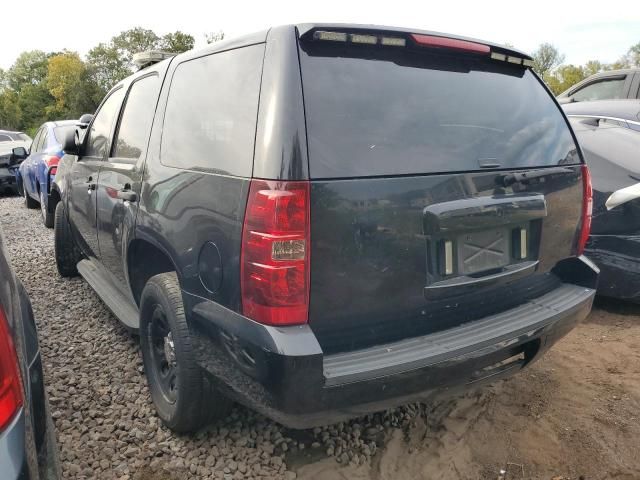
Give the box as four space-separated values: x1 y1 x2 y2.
54 125 76 143
299 43 579 178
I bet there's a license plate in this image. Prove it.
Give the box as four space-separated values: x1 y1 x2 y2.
457 228 510 275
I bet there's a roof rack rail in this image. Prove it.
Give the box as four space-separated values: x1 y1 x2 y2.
132 50 176 70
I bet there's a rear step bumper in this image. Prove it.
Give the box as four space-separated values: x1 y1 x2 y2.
186 257 597 429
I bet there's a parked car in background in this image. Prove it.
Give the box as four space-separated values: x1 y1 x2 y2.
53 24 598 432
0 130 32 148
17 121 77 227
0 227 60 479
564 100 640 301
0 145 24 195
557 68 640 104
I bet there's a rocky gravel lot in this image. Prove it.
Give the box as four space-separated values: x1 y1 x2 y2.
2 193 640 480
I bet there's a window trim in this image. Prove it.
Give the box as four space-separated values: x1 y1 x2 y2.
108 72 160 165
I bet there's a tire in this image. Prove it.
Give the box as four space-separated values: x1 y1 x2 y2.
140 272 231 433
40 190 54 228
54 202 82 277
24 185 38 209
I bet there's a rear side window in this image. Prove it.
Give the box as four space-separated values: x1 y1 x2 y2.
0 135 11 142
299 44 579 178
161 44 264 177
112 75 160 161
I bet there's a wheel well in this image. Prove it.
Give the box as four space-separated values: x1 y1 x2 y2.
127 240 177 306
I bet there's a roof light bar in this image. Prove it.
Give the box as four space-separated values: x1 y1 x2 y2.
314 31 347 42
351 34 377 45
410 34 490 54
490 51 534 68
381 37 406 47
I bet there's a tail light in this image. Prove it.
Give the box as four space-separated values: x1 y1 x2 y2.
0 306 23 431
575 164 593 255
241 180 310 326
44 155 60 175
410 34 490 54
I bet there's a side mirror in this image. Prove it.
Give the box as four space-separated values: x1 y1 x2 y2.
63 129 81 156
77 113 94 130
11 146 28 159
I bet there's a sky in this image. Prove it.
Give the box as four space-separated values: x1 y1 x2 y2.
2 0 639 70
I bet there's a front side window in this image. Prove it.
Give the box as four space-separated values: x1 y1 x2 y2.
85 88 126 158
0 134 11 142
572 78 626 102
111 75 160 161
160 44 264 177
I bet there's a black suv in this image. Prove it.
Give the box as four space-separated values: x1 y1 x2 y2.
53 24 598 432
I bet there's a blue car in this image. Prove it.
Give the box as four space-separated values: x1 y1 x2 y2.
18 121 76 227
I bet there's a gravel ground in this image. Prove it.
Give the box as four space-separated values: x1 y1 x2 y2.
3 193 639 480
0 195 433 480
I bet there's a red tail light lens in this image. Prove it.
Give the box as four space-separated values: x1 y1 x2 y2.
576 164 593 255
44 155 60 175
0 306 23 431
410 34 490 54
241 180 310 326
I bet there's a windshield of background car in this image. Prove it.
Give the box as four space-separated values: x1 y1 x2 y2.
298 41 580 178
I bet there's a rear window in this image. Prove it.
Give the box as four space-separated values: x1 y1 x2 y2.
54 125 76 143
299 43 579 178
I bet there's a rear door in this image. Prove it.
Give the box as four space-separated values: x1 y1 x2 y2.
23 127 44 197
69 87 126 257
96 73 161 294
298 30 585 353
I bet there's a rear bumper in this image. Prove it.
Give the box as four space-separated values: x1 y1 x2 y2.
187 257 597 429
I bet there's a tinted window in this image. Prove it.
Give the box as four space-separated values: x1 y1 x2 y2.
0 134 12 142
161 44 264 176
299 45 579 178
112 75 160 160
572 78 626 102
53 125 76 144
85 87 126 158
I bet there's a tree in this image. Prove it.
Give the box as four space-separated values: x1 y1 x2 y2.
6 50 49 91
205 31 225 44
86 42 130 99
112 27 160 69
583 60 604 77
531 43 565 78
545 65 587 95
161 31 195 53
47 52 84 113
628 42 640 67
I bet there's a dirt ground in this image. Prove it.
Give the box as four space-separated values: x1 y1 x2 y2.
294 298 640 480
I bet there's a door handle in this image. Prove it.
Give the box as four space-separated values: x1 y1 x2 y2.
87 183 96 195
116 189 138 203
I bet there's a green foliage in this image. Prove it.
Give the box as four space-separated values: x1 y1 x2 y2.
205 31 225 44
161 32 195 53
532 43 565 78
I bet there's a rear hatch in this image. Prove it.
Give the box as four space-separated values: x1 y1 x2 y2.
298 28 586 353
